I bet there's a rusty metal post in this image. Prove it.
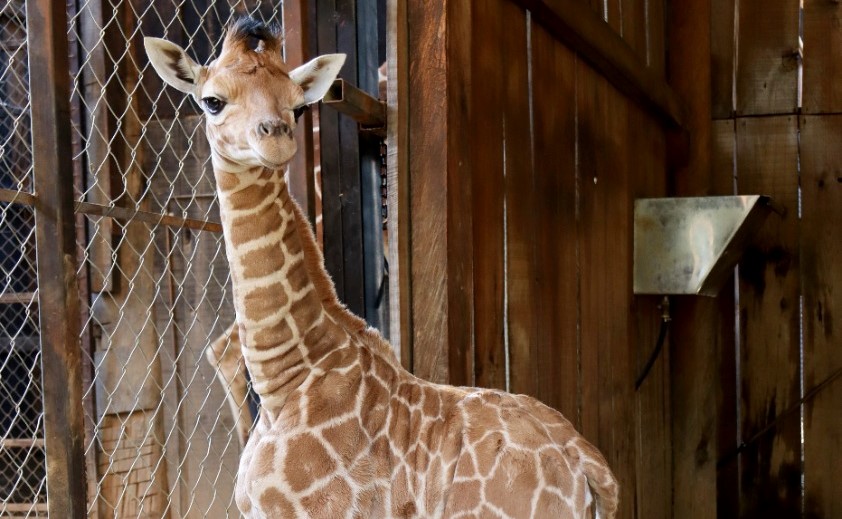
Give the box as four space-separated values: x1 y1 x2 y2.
26 0 88 516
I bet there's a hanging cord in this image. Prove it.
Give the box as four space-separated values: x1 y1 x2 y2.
635 296 671 391
717 364 842 469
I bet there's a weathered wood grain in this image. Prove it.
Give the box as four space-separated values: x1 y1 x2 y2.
735 0 800 115
802 0 842 113
711 119 740 519
710 0 735 118
799 114 842 519
735 115 802 517
406 0 475 384
386 0 412 366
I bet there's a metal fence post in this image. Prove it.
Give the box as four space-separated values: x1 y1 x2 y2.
25 0 88 516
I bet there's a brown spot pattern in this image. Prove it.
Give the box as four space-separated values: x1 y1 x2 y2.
258 487 296 516
240 244 285 279
300 476 352 517
284 433 335 492
241 281 287 323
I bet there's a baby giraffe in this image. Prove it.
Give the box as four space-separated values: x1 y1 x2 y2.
145 18 618 518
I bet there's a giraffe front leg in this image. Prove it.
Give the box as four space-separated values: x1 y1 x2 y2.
207 321 255 446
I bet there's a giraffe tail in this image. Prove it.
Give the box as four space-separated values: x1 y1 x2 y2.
583 458 619 519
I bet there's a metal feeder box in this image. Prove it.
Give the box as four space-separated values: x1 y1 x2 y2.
633 195 776 296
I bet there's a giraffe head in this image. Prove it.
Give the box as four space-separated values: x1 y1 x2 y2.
145 18 345 170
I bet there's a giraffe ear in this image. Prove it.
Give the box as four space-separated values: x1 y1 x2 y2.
290 54 346 106
144 37 203 95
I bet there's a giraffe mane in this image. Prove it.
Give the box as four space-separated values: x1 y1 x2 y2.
224 16 282 54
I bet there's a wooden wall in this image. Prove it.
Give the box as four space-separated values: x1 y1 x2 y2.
389 1 675 517
696 0 842 517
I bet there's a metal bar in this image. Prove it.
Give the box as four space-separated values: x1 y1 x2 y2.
74 201 222 233
0 189 222 232
2 503 50 513
0 188 36 206
323 78 387 135
509 0 687 131
0 291 37 305
25 0 88 516
0 438 46 448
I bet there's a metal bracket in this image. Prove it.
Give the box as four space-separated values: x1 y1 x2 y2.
633 195 778 296
322 78 386 138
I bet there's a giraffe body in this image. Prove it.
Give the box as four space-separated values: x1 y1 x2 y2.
145 18 618 518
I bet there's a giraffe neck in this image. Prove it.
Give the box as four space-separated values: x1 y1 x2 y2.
214 160 357 412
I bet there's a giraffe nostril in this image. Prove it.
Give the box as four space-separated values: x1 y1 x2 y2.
258 122 273 136
257 121 292 138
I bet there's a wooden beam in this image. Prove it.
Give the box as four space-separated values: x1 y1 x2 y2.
665 2 725 519
386 0 412 366
509 0 686 131
26 0 88 516
284 0 317 223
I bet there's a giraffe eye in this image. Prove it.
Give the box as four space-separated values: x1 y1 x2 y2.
293 105 309 122
202 97 226 115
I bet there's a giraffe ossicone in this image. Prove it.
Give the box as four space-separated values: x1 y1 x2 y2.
145 17 618 518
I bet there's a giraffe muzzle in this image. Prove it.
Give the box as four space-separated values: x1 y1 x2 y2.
257 120 293 138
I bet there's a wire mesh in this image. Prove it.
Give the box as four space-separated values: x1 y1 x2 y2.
0 1 45 516
0 1 320 515
65 1 284 516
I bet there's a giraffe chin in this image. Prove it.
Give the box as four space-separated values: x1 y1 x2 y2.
251 142 297 171
256 156 288 170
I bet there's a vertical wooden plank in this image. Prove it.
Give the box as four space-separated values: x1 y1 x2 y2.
407 0 449 381
284 0 316 221
386 0 412 366
79 0 119 293
646 0 666 75
26 0 88 515
406 0 474 384
577 64 635 519
735 115 801 517
620 0 646 60
444 0 475 386
668 3 728 518
631 106 670 519
606 0 621 32
316 0 346 301
711 119 740 519
710 0 735 118
735 0 799 115
665 2 724 519
335 0 366 316
471 0 505 391
503 6 537 399
525 24 578 419
799 114 842 519
357 0 388 333
803 1 842 113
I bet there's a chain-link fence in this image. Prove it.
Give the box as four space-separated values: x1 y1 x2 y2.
1 1 311 517
0 1 45 516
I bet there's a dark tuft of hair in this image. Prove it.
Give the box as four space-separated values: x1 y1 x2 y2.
226 16 281 50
